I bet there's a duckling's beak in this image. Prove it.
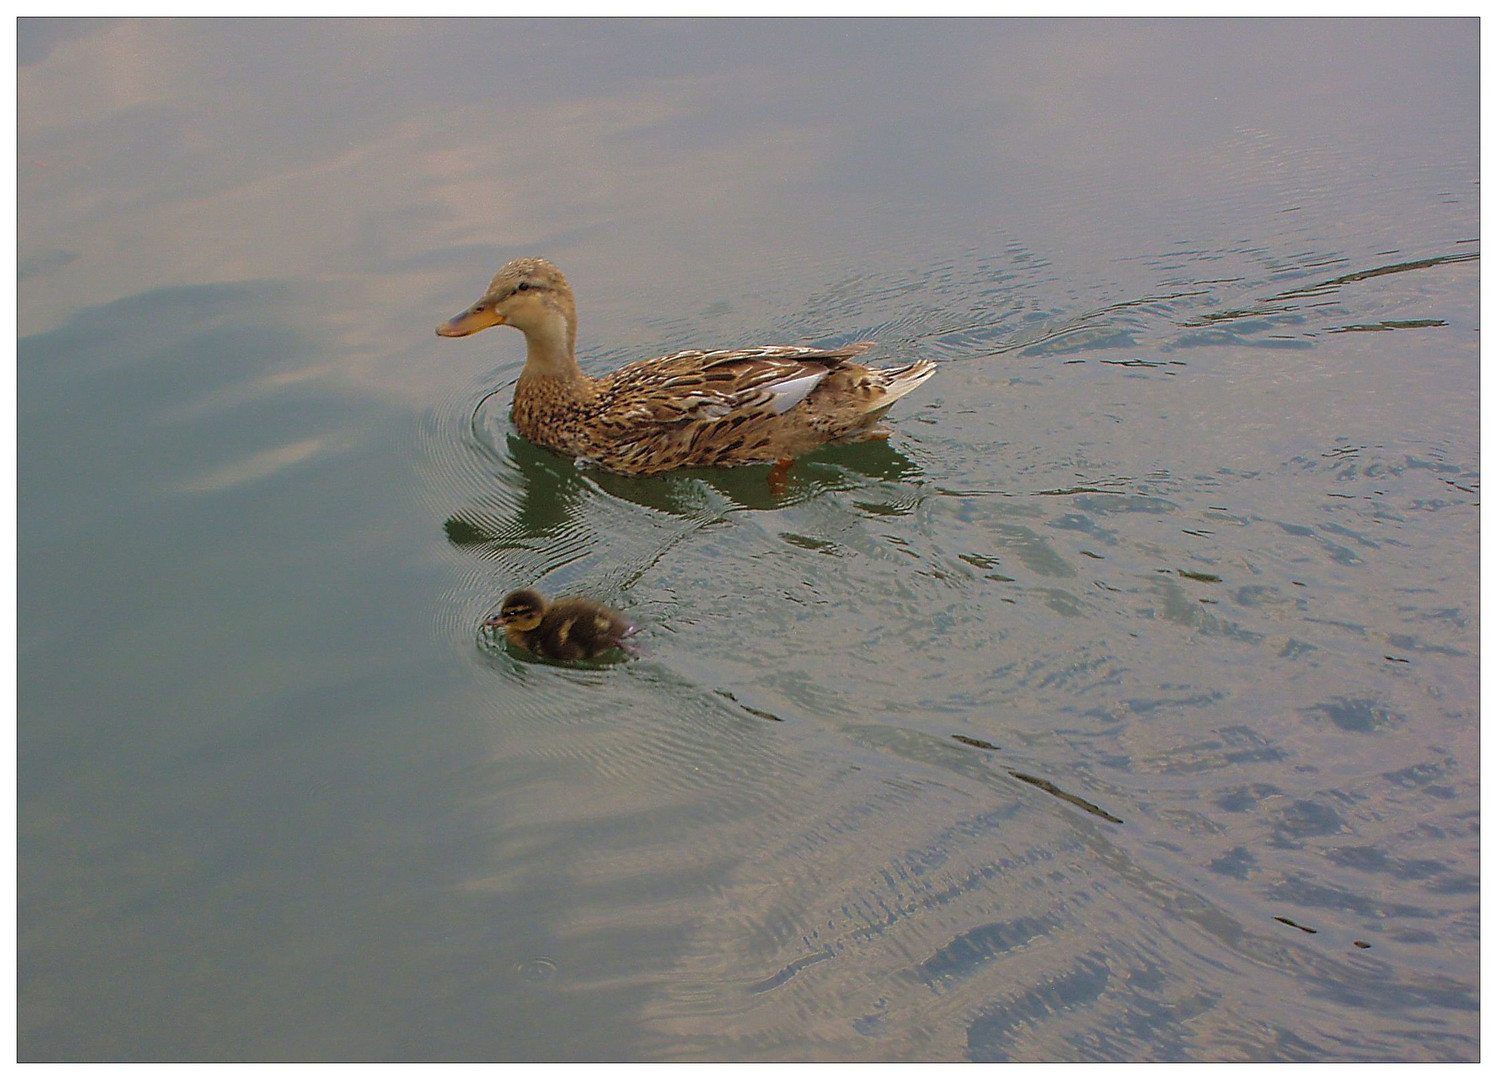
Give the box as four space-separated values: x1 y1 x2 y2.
437 302 506 338
481 614 506 629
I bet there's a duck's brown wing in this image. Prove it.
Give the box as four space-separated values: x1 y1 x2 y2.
603 342 880 427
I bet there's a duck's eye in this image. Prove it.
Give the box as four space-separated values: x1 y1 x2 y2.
516 281 530 292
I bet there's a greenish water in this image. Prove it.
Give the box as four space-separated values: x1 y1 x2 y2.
17 18 1479 1061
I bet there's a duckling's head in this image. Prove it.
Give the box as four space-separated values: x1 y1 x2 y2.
485 588 547 633
436 258 576 358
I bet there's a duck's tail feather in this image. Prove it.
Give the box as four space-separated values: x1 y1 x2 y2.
876 358 937 406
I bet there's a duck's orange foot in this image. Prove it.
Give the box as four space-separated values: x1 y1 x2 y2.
768 457 795 495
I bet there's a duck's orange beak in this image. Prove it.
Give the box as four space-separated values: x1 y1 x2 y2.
436 304 506 338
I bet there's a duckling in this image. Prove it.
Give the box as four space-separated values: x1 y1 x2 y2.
484 588 637 661
437 258 935 477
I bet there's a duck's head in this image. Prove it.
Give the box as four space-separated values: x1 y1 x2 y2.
484 588 547 633
436 258 576 348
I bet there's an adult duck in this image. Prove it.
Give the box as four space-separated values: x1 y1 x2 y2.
437 258 935 477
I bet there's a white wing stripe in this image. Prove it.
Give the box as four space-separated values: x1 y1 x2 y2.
764 371 827 415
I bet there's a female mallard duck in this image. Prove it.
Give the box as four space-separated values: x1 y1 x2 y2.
484 589 637 662
437 258 935 476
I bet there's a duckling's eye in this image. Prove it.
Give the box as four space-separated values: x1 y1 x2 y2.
516 281 530 293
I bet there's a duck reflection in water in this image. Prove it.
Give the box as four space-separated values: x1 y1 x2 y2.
443 426 929 560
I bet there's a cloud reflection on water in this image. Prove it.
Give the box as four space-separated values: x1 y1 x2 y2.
19 20 1477 403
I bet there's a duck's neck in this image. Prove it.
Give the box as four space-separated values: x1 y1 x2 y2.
519 307 585 383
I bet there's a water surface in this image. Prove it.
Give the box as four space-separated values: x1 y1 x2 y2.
17 18 1479 1061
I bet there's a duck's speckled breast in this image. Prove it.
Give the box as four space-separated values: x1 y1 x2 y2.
512 374 597 457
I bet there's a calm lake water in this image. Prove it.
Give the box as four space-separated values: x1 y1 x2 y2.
16 18 1480 1061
